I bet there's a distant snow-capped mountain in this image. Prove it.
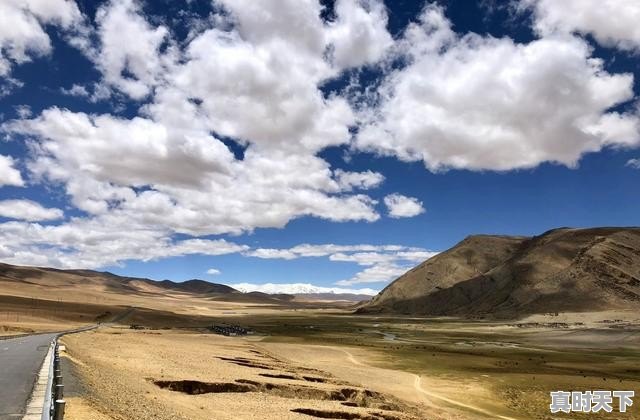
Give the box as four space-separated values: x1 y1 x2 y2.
228 282 378 296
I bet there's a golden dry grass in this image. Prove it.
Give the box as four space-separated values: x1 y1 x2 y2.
61 328 426 420
53 307 640 420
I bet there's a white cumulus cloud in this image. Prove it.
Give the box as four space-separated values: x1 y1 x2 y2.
326 0 393 69
60 84 89 98
0 0 83 77
4 0 391 242
329 250 436 265
92 0 174 100
356 4 640 172
246 243 427 259
14 105 31 118
384 194 425 218
0 154 24 187
336 262 409 286
206 268 221 276
244 248 299 260
523 0 640 52
0 199 63 221
244 243 437 287
334 169 385 191
0 217 249 269
626 158 640 169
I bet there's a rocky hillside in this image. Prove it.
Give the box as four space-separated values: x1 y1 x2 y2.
358 227 640 317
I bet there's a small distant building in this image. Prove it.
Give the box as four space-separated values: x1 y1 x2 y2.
208 324 252 336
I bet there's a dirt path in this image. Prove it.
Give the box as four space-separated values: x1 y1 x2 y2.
333 346 366 366
109 306 136 323
324 346 521 420
412 375 519 420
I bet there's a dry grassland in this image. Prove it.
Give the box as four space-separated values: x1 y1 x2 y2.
58 308 640 420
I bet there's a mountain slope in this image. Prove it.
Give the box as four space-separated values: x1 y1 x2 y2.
361 234 528 313
155 279 238 295
0 262 241 297
0 263 355 305
358 227 640 317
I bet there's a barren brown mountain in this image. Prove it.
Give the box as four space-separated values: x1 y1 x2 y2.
0 263 299 331
0 262 242 298
358 227 640 317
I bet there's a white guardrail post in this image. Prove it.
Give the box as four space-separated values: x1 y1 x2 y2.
41 340 55 420
27 326 98 420
24 339 56 420
41 339 64 420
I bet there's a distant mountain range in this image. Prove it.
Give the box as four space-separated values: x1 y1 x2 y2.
358 227 640 317
230 282 376 302
0 262 267 298
0 263 368 303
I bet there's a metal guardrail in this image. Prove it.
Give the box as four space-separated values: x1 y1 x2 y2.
41 341 54 420
28 324 103 419
42 340 65 420
17 318 119 419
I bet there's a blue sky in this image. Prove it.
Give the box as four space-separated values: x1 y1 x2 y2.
0 0 639 294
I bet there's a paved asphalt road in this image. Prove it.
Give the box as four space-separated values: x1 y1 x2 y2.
0 333 57 419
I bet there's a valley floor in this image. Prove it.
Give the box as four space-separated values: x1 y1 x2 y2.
56 308 640 420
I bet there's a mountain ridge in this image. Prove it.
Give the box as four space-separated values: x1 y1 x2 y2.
0 262 260 299
0 262 366 302
358 227 640 317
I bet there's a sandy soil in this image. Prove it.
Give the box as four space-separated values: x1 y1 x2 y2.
59 310 640 420
61 328 425 420
518 309 640 326
0 273 351 334
64 397 113 420
259 343 508 419
0 319 84 336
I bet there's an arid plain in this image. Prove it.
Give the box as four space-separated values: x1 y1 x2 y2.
58 309 640 420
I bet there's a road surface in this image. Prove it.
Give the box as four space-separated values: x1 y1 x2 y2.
0 307 129 419
0 333 56 419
